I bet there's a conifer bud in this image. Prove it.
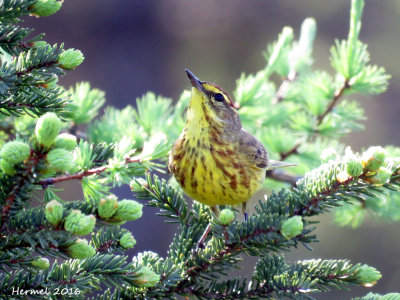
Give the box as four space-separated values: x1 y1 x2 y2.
66 238 96 259
336 170 350 183
219 208 235 225
281 216 303 239
320 148 337 162
45 200 64 226
346 155 363 177
113 200 143 222
43 74 59 89
134 267 160 288
30 0 62 17
32 41 50 49
0 141 30 165
54 133 77 151
98 194 118 219
58 49 84 70
0 159 16 175
120 232 136 249
64 210 96 235
35 112 62 147
362 146 386 172
47 148 75 172
355 265 381 287
364 167 392 185
31 257 50 270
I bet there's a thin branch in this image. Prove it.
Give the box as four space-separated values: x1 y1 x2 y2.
316 80 350 125
279 79 350 161
273 70 297 104
295 171 375 216
280 142 301 161
37 156 142 187
1 150 45 229
15 61 58 77
39 165 107 187
1 101 35 109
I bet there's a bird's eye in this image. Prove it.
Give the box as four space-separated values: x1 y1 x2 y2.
214 93 224 102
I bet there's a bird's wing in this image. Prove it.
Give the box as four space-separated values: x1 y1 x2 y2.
238 129 298 170
238 129 269 169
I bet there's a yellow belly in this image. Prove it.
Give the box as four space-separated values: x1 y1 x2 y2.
169 137 265 207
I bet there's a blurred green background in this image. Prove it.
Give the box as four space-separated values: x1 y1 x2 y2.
24 0 400 298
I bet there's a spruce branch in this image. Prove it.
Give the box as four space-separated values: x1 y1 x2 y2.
0 0 37 23
0 254 147 298
0 148 46 229
92 226 134 254
131 173 190 226
164 252 382 299
0 197 143 269
0 45 74 117
79 254 144 288
2 205 83 259
352 292 400 300
0 24 43 56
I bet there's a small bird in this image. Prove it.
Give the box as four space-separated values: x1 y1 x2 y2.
169 70 294 221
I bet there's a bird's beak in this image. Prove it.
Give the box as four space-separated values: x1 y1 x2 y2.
185 69 203 91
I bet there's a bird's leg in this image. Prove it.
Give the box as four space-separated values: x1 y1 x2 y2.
197 206 219 249
211 206 220 217
242 202 248 221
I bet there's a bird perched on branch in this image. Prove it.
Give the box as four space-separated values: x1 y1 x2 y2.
169 70 295 223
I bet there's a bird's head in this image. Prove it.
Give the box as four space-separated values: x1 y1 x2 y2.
185 69 241 130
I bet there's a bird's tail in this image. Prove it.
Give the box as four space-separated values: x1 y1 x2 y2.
266 160 298 170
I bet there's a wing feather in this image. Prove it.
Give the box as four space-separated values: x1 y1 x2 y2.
238 129 269 169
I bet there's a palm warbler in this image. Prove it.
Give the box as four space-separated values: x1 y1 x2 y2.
169 70 294 217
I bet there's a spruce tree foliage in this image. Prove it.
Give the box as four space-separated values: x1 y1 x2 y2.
0 0 399 299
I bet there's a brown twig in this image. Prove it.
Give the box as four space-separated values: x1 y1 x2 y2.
273 70 297 104
1 150 46 230
37 156 142 187
279 80 350 161
279 142 302 161
15 61 58 77
316 80 350 125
